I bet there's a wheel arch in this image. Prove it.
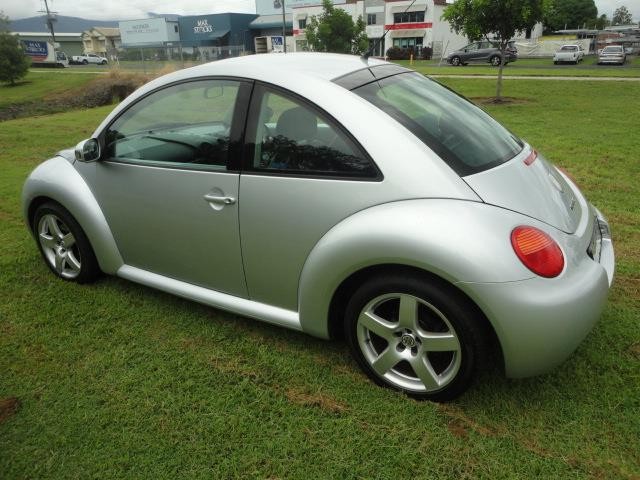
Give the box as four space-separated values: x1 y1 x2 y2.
22 157 123 274
326 263 503 366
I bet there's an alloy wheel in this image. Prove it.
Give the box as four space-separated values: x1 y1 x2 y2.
356 293 462 392
37 214 82 279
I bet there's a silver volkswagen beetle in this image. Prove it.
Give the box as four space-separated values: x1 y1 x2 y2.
22 53 614 401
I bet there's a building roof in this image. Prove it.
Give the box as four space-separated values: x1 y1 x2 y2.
13 32 82 37
249 14 293 29
91 27 120 37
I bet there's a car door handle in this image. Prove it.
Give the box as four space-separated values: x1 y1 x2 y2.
203 193 236 205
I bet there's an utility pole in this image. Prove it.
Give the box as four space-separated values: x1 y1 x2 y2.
39 0 58 59
274 0 287 53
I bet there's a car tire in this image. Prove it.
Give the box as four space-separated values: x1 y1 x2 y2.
82 59 88 65
490 55 501 67
101 60 107 65
554 61 558 65
450 56 461 66
33 202 101 284
344 273 487 402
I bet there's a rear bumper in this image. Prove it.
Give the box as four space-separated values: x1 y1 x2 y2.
598 56 625 64
458 209 614 378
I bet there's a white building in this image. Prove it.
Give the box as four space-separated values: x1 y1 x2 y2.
286 0 469 58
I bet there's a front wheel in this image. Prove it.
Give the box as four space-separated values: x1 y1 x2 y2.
450 56 461 66
490 55 501 67
33 202 101 283
344 274 487 402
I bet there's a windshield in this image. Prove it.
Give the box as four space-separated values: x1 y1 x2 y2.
560 46 577 51
352 72 523 176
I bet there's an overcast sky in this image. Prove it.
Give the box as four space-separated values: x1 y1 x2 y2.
2 0 639 22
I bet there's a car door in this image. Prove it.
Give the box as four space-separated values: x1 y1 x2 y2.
91 78 252 297
239 84 385 311
461 42 479 62
478 42 494 61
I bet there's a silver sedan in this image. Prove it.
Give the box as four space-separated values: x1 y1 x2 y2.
22 53 614 401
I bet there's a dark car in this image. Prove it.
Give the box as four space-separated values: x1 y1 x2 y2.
447 41 518 66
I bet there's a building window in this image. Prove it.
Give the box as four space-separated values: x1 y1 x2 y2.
174 25 179 33
392 37 424 49
299 18 306 29
393 11 425 24
367 13 377 25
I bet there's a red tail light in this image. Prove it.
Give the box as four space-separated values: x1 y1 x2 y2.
511 226 564 278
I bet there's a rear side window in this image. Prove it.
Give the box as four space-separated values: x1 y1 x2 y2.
352 72 523 176
248 86 378 178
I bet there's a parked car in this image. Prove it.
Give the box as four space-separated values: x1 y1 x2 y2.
71 53 108 65
598 45 626 65
446 41 517 66
22 54 614 401
553 44 584 64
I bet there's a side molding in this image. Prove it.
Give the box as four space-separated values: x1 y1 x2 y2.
118 265 302 331
22 156 124 274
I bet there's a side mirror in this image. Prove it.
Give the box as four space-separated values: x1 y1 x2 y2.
75 138 101 162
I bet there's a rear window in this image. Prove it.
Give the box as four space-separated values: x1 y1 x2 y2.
561 46 578 51
352 72 523 176
603 46 622 52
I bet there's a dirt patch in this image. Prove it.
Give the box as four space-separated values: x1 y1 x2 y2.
447 419 470 438
437 404 503 437
627 342 640 359
284 387 348 415
0 397 21 424
471 96 533 105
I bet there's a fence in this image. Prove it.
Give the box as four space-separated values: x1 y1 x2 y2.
109 45 248 73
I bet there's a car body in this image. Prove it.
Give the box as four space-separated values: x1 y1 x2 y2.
553 44 584 64
71 53 108 65
446 41 517 66
22 53 614 401
598 45 626 65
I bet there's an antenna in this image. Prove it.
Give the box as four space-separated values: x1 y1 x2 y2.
362 0 420 61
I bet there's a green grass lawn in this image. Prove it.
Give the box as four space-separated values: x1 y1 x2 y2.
1 80 639 479
396 55 640 77
0 71 100 110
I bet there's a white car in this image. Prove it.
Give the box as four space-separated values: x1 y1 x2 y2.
71 53 108 65
553 45 584 64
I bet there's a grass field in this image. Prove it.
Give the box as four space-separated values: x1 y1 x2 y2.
1 78 639 479
0 71 100 110
395 55 640 77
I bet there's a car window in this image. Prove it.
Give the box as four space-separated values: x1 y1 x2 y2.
105 80 240 169
353 72 523 176
561 46 577 51
465 43 479 51
249 87 377 178
480 42 494 49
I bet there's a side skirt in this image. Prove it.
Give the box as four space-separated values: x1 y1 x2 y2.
117 265 302 332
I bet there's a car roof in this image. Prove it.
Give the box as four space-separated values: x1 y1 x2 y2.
184 52 388 83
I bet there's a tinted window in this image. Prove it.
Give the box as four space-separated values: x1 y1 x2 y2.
393 11 425 23
105 80 240 169
250 88 377 178
561 46 578 51
353 72 523 176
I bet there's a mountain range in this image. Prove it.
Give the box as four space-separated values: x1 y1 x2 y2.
9 14 180 33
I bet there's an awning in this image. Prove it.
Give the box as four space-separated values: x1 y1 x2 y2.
249 14 293 30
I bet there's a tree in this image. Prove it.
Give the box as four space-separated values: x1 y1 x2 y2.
612 6 633 25
542 0 598 32
0 13 30 86
442 0 543 102
305 0 368 55
593 14 610 30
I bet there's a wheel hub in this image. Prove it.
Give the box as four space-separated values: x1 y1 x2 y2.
400 332 417 348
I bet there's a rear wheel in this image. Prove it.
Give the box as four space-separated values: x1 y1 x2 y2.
344 274 487 402
33 202 101 283
490 55 502 67
82 59 88 65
